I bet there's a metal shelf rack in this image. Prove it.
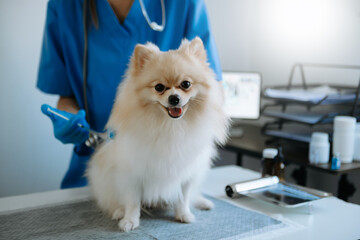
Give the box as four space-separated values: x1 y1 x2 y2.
261 63 360 143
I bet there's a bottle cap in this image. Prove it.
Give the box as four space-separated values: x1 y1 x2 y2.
333 116 356 131
310 132 329 143
263 148 278 159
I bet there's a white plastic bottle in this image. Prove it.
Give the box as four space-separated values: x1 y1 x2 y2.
332 116 356 163
353 123 360 162
309 132 330 164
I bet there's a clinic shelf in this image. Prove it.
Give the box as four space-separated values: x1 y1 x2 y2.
262 121 334 143
263 85 357 106
262 104 358 126
261 62 360 143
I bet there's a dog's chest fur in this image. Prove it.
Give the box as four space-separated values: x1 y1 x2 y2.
117 123 213 205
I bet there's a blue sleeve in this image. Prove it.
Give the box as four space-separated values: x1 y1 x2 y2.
185 0 222 81
37 0 73 96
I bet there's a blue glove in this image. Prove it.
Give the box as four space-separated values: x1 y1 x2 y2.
41 104 90 144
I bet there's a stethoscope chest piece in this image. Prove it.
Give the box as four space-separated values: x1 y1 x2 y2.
139 0 165 32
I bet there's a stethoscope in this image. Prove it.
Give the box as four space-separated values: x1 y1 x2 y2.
81 0 166 148
139 0 166 32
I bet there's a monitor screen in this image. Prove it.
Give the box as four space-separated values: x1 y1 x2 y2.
222 72 261 119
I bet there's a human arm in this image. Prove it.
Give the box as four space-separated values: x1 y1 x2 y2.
57 96 80 114
37 2 89 144
184 0 222 80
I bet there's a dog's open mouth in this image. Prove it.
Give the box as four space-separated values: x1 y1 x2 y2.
167 107 183 118
159 102 189 119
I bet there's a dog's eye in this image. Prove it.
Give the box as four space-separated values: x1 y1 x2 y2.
180 81 191 90
155 84 165 92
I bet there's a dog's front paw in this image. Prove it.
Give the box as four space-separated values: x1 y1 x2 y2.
118 218 139 232
194 196 214 210
175 212 195 223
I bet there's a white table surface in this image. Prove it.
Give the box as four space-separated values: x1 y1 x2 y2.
1 165 359 240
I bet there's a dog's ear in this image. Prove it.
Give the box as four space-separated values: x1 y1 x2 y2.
133 43 159 74
180 37 207 62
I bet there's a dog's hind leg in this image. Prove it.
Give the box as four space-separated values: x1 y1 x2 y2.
194 195 214 210
111 207 125 220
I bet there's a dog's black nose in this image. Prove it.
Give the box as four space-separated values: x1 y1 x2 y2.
168 94 180 106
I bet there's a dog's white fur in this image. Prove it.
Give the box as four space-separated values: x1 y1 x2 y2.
87 37 229 232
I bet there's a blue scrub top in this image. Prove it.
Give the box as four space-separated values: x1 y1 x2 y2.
37 0 222 188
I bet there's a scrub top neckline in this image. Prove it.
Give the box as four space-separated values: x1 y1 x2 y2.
97 0 143 37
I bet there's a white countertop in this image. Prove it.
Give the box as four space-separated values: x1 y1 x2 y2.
1 165 359 239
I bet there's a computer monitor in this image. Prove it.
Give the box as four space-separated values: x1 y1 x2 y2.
222 71 262 137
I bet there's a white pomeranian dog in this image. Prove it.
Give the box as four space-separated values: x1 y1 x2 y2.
87 37 229 232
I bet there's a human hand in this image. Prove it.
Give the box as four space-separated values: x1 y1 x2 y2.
41 104 90 144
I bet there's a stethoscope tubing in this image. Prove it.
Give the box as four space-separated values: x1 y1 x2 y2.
139 0 166 32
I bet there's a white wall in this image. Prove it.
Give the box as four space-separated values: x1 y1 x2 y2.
0 0 359 200
206 0 360 87
0 0 72 197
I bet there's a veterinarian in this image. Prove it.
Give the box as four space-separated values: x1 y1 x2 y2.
38 0 222 189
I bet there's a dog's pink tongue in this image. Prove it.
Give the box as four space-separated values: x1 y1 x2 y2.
169 107 182 117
